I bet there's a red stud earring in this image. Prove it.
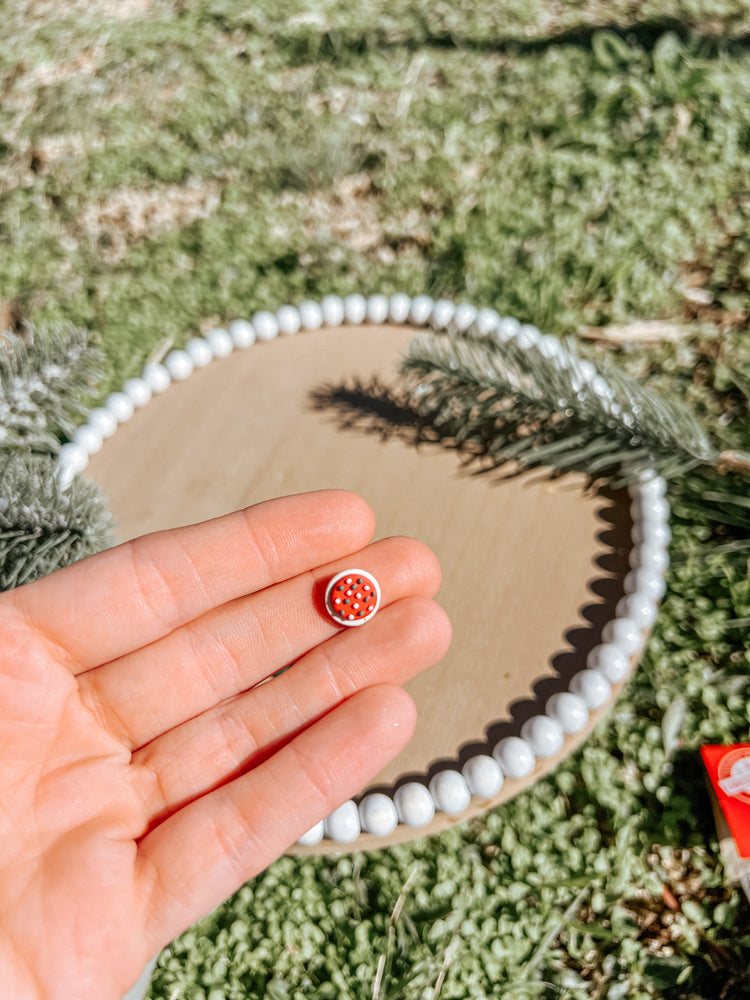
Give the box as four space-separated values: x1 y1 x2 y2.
325 569 381 627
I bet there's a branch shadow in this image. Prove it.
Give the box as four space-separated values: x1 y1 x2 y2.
408 19 750 56
292 16 750 67
309 377 635 789
308 375 595 485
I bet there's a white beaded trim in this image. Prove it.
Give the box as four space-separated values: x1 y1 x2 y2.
56 294 670 845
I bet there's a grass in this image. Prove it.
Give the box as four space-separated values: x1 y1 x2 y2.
3 2 750 997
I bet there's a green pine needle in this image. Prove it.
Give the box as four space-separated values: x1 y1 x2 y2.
400 331 723 486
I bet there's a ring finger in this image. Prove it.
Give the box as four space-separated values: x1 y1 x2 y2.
132 595 451 829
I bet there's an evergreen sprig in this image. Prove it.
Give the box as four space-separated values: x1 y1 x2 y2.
1 324 113 590
0 452 114 590
0 324 104 454
400 331 735 485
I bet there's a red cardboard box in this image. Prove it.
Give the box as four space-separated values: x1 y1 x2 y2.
701 743 750 858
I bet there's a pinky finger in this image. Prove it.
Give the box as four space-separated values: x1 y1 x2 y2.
136 684 416 951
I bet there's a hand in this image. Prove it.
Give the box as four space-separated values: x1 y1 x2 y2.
0 490 450 1000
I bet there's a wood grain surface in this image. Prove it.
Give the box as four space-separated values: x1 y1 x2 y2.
85 324 634 849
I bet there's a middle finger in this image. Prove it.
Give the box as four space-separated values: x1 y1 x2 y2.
78 536 440 749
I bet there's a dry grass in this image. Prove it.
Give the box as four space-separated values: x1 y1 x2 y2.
19 0 154 24
76 182 221 263
276 173 385 255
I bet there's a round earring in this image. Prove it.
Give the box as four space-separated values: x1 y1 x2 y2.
325 569 381 626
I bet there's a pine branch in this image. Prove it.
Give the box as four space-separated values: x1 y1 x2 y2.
0 452 114 590
0 324 105 454
400 330 728 485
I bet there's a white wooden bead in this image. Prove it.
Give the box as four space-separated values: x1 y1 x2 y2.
229 318 256 348
142 362 171 394
388 293 412 324
324 800 360 843
277 305 301 335
58 442 88 479
185 337 213 368
493 317 521 344
358 793 398 837
430 299 455 329
321 294 345 326
629 544 669 573
343 293 367 325
632 520 671 547
520 715 564 758
206 327 234 358
538 334 565 361
408 294 434 327
632 496 670 525
252 310 279 341
73 424 103 455
602 616 642 656
475 308 501 337
299 300 324 330
637 474 667 500
587 643 630 683
546 692 588 734
428 770 471 814
164 350 194 382
515 324 541 350
462 754 503 798
629 485 649 506
493 736 535 779
453 302 478 332
628 478 646 499
570 668 612 709
122 377 152 407
394 782 435 827
366 294 390 324
87 407 118 439
297 820 324 846
616 593 658 628
106 391 135 422
623 567 666 601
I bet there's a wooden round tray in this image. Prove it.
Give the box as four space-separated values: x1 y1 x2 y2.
85 322 634 850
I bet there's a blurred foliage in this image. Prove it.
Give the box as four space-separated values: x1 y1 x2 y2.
2 2 750 998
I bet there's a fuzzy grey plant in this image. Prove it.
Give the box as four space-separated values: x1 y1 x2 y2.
0 451 114 589
0 323 104 454
0 325 114 590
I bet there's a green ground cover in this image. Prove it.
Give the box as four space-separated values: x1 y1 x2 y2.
3 1 750 996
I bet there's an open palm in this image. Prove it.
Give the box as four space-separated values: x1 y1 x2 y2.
0 490 450 1000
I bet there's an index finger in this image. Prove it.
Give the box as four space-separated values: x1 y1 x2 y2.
7 490 375 670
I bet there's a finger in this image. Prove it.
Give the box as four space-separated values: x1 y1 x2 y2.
79 536 441 749
132 596 451 826
137 684 416 952
9 490 375 671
